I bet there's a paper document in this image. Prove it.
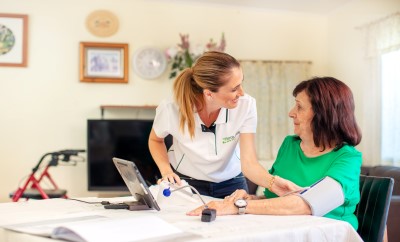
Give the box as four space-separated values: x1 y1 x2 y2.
4 215 183 242
150 180 200 207
3 215 106 236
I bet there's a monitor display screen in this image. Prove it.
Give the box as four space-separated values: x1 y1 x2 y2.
87 119 162 191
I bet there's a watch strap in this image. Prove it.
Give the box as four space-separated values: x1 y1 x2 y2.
234 199 247 215
238 206 246 215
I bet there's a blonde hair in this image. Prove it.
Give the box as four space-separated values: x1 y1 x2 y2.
173 51 240 138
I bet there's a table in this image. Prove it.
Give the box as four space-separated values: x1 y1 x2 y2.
0 196 362 242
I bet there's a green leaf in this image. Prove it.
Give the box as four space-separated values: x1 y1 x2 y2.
172 62 179 69
184 50 193 67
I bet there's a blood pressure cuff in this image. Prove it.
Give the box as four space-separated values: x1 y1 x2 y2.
297 176 344 216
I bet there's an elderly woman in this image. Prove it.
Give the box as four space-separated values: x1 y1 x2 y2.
187 76 362 230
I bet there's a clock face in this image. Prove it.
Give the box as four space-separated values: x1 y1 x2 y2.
133 47 167 80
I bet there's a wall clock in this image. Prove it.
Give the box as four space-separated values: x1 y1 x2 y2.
132 47 167 80
86 10 119 37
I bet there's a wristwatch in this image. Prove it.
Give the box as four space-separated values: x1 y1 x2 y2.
234 199 247 215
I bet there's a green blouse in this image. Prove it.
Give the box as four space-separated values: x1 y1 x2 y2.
264 135 362 230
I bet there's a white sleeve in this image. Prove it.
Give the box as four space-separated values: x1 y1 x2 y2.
153 100 171 138
297 176 344 216
240 95 257 133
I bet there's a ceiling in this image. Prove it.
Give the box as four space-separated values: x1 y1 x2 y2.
168 0 354 14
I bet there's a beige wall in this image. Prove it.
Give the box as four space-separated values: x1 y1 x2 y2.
0 0 398 202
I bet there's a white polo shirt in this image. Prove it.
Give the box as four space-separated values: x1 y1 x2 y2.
152 94 257 182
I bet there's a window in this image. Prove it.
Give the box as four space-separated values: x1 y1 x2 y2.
359 12 400 166
381 49 400 164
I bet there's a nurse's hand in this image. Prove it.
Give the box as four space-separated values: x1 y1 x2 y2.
158 171 182 185
223 189 259 201
272 176 302 196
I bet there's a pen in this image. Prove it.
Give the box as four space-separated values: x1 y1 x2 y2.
283 187 310 196
299 177 325 194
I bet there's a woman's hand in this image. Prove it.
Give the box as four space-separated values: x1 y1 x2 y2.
187 200 237 216
272 176 303 196
223 189 259 201
158 171 181 185
187 189 262 216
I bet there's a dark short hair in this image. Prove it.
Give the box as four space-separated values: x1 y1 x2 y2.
293 76 362 149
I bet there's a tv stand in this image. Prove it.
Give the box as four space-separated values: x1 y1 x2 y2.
100 105 157 119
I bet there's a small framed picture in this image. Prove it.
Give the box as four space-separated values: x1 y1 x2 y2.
80 42 128 83
0 13 28 67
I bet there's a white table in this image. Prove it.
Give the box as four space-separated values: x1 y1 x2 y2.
0 197 362 242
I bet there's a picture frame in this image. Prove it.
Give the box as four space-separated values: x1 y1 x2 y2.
0 13 28 67
80 42 128 83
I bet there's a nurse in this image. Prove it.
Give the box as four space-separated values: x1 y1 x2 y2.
149 51 298 198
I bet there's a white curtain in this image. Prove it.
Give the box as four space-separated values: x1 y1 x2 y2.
358 12 400 166
240 60 311 161
381 51 400 165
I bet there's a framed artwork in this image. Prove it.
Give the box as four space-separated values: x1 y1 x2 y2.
85 10 119 37
80 42 128 83
0 13 28 67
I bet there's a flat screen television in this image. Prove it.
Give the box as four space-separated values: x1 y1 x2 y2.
87 119 165 191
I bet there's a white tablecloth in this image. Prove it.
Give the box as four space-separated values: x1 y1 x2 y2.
0 197 362 242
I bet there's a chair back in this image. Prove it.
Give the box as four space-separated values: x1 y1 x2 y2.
355 175 394 242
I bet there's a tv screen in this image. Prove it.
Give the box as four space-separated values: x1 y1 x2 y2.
87 119 162 191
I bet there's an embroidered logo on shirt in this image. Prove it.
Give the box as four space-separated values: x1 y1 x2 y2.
222 136 235 144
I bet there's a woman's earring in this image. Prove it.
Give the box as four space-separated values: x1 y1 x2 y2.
205 91 213 100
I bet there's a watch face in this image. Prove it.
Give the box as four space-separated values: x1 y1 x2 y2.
133 47 167 80
234 199 247 208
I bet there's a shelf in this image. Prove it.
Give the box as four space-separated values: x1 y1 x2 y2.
100 105 157 119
